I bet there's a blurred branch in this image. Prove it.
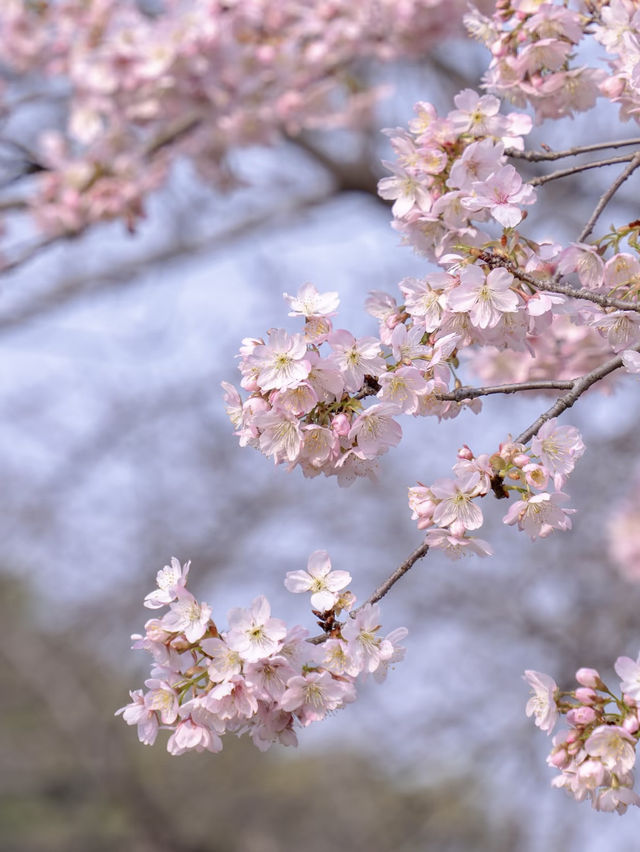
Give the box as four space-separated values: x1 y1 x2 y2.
0 189 334 329
290 133 387 204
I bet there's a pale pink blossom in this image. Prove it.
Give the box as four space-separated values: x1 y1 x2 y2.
284 550 351 612
328 330 386 393
144 556 191 609
531 419 585 482
144 679 179 725
225 596 287 662
342 604 393 674
347 404 403 457
284 282 340 318
160 587 212 643
447 266 518 328
524 670 558 734
615 654 640 702
251 329 311 391
430 473 484 530
462 165 536 228
279 671 356 725
585 725 637 775
115 689 159 746
622 350 640 373
424 529 493 559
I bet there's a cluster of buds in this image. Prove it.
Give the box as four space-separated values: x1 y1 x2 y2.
408 417 584 557
524 654 640 814
117 555 407 754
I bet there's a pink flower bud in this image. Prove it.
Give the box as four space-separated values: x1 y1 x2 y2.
623 715 640 734
511 453 530 469
575 668 602 689
567 706 596 726
457 445 474 461
575 687 597 705
331 413 350 436
549 748 570 769
624 693 637 708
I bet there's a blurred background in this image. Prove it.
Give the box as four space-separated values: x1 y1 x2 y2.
2 4 640 851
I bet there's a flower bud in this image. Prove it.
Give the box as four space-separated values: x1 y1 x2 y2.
331 413 350 436
623 715 640 734
548 748 570 769
567 706 597 726
457 444 474 461
575 687 597 705
575 668 602 689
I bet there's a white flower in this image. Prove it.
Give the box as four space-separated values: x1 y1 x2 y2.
524 669 558 734
284 550 351 612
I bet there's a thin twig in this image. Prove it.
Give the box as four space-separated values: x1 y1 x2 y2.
479 251 640 314
578 151 640 242
0 233 60 274
529 154 636 187
436 380 575 402
361 540 430 608
507 137 640 162
144 113 203 158
0 197 28 212
308 540 430 644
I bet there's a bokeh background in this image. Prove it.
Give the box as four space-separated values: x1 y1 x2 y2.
3 8 640 852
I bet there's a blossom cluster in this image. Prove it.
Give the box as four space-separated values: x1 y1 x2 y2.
0 0 469 238
408 417 584 558
377 86 640 388
524 655 640 814
117 555 407 754
466 0 640 125
223 282 477 486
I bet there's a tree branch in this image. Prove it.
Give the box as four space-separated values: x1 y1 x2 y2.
514 348 634 446
578 151 640 242
361 540 430 608
436 380 575 402
528 153 636 187
507 138 640 162
308 540 430 643
478 250 640 314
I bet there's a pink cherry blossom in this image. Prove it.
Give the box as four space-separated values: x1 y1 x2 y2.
226 596 287 662
524 670 558 734
284 550 352 612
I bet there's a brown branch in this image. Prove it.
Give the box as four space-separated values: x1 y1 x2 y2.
0 233 60 274
144 112 203 158
528 153 636 187
507 137 640 162
578 151 640 242
478 250 640 314
436 380 575 402
361 540 430 608
0 191 334 321
514 348 635 446
0 196 28 212
308 540 430 644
